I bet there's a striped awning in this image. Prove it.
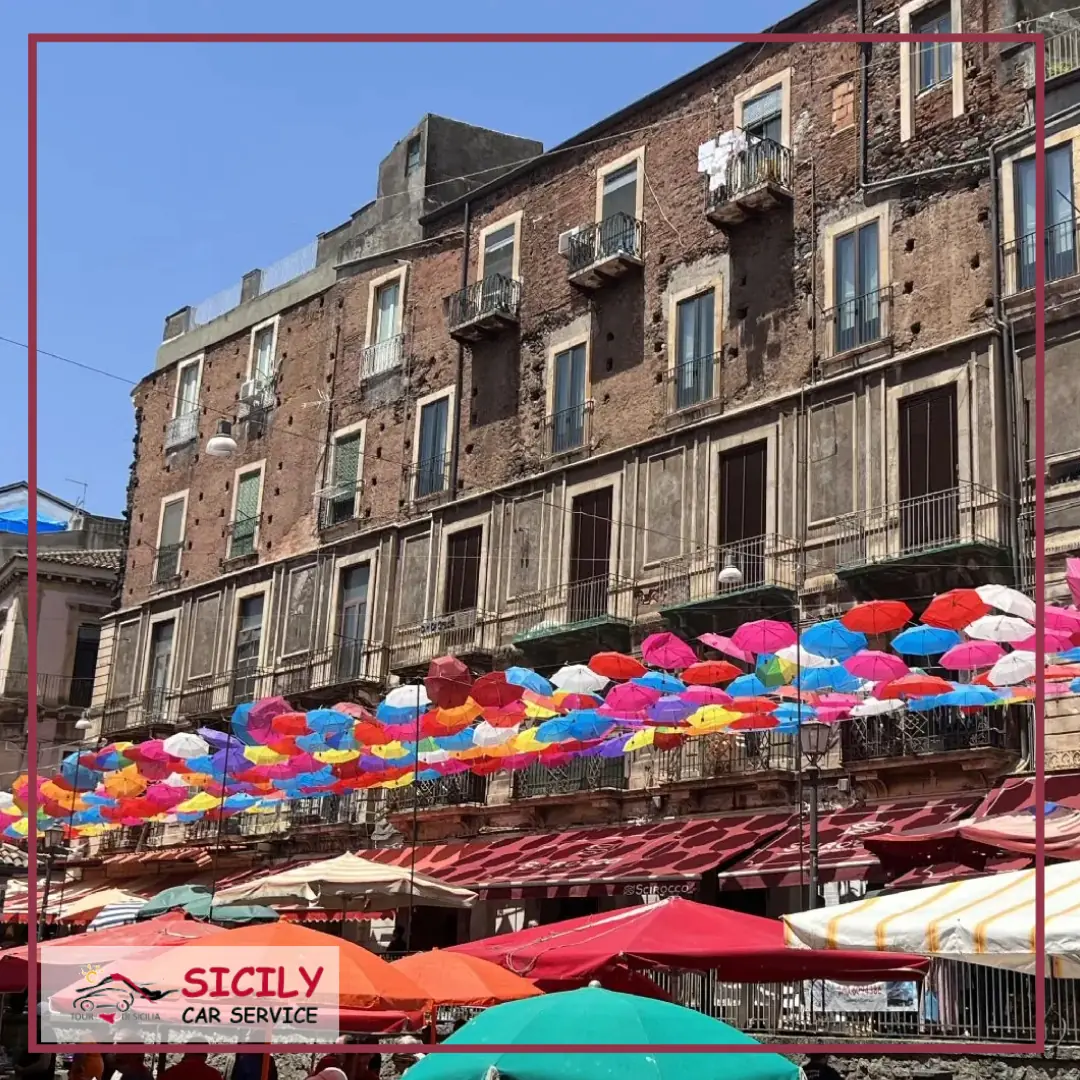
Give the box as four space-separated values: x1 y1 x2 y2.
86 901 146 932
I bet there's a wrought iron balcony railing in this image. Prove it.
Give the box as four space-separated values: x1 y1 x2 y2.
655 536 800 609
390 609 496 671
405 452 451 504
832 481 1012 572
510 574 635 642
566 213 645 275
0 671 94 709
318 482 362 530
667 352 721 413
386 772 489 812
164 411 199 451
544 401 593 456
705 137 793 217
153 542 183 585
841 705 1025 765
1001 219 1080 297
102 685 181 734
825 285 892 355
446 274 521 335
360 334 405 380
650 732 798 783
512 756 628 800
226 514 260 560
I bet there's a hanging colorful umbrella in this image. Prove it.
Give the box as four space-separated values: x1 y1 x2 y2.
726 674 768 698
697 633 754 664
937 685 1004 707
774 644 834 668
843 650 909 682
682 660 741 685
842 600 912 635
425 657 473 708
850 698 906 718
879 673 954 700
755 654 794 689
921 589 990 630
964 614 1034 643
550 664 607 694
1013 629 1073 652
731 620 797 654
641 632 697 670
634 671 685 695
589 652 646 681
1044 605 1080 633
505 667 554 695
976 584 1037 622
679 685 733 706
605 682 662 712
799 621 866 660
890 625 962 657
939 640 1005 670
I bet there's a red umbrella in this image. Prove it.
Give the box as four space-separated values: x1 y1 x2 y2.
471 671 524 709
842 600 913 634
879 673 954 699
589 652 646 680
425 656 472 708
640 632 696 670
682 660 742 685
921 589 989 631
727 696 778 714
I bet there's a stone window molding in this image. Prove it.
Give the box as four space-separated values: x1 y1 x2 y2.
899 0 965 143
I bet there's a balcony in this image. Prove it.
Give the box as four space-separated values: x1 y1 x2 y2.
510 574 635 662
446 274 521 342
226 514 259 562
153 542 182 587
1001 219 1079 298
705 138 793 227
841 706 1024 767
656 536 800 635
666 353 721 416
270 643 387 704
565 213 645 290
101 686 180 735
164 411 199 452
822 286 892 368
360 334 405 381
544 401 593 458
389 609 497 674
833 482 1014 600
0 671 94 710
650 732 798 783
404 452 451 508
318 481 362 531
512 757 627 800
386 772 489 813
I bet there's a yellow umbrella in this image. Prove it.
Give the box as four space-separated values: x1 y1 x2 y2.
177 792 222 813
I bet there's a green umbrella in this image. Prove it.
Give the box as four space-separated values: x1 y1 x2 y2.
404 985 800 1080
183 895 279 925
136 884 212 919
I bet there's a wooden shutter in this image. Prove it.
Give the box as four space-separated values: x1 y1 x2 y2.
236 470 262 521
332 434 362 489
444 527 483 613
720 442 767 545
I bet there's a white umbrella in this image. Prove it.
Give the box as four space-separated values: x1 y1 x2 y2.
385 684 431 709
849 698 906 717
963 614 1033 643
472 721 520 748
551 664 608 693
213 851 475 911
975 584 1037 623
163 732 210 759
987 650 1040 687
774 645 833 669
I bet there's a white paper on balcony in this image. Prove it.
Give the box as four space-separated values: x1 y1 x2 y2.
697 130 747 191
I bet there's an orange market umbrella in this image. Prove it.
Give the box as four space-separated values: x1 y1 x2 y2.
390 949 543 1007
589 652 646 680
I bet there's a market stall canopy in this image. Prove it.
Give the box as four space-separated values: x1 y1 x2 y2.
212 851 476 911
451 896 929 984
391 949 544 1007
404 984 800 1080
783 862 1080 977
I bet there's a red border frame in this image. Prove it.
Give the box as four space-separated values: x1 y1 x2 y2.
26 29 1047 1058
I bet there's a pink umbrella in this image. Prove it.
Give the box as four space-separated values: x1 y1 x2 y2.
1068 558 1080 607
641 632 697 670
731 620 798 655
680 685 734 706
247 696 293 744
1013 629 1074 652
1045 605 1080 633
698 633 754 664
818 693 862 707
816 705 853 722
605 682 662 712
842 650 909 682
939 640 1006 670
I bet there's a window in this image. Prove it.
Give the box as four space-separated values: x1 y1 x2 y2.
444 527 483 614
416 396 450 498
155 496 186 583
1014 144 1076 291
674 291 716 410
405 136 422 176
375 279 400 344
70 625 99 709
481 224 516 283
231 595 264 704
742 87 783 144
167 357 202 449
898 386 959 552
336 564 370 681
251 322 276 382
229 468 263 559
833 220 881 352
324 430 363 526
550 344 588 454
912 3 952 93
146 619 175 719
719 442 767 588
601 162 639 223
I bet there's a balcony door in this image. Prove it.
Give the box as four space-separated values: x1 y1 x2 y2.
70 624 99 708
444 527 483 615
336 564 370 682
552 344 587 453
232 595 264 704
147 620 174 721
568 487 613 623
599 162 639 258
719 442 767 588
1015 143 1076 290
898 385 959 554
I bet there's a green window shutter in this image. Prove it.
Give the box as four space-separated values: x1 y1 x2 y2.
332 434 362 489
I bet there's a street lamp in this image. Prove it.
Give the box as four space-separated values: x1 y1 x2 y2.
718 559 743 588
206 420 238 457
799 719 834 911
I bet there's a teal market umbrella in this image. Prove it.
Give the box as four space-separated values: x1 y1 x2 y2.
404 985 800 1080
136 884 212 919
183 895 279 925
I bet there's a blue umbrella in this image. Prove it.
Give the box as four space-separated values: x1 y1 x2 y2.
505 666 554 695
634 671 686 694
536 712 613 743
1060 648 1080 663
937 685 1003 707
796 665 861 693
727 674 768 697
801 620 866 660
890 625 962 657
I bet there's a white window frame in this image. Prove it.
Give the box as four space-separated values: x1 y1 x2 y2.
734 69 793 148
154 490 189 581
171 354 203 418
411 387 455 500
595 148 646 224
558 473 623 590
140 607 182 698
247 316 280 382
326 547 381 657
364 266 409 347
899 0 965 143
228 459 266 558
326 420 367 513
477 212 523 284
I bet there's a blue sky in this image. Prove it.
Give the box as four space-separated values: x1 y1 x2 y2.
2 1 795 518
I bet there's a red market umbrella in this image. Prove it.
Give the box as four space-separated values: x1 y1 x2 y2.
640 632 696 670
731 620 797 655
471 672 524 709
921 589 990 631
589 652 647 680
842 600 912 635
449 897 928 984
425 656 472 708
682 660 742 686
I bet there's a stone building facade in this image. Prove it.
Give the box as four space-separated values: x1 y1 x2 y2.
87 0 1077 914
